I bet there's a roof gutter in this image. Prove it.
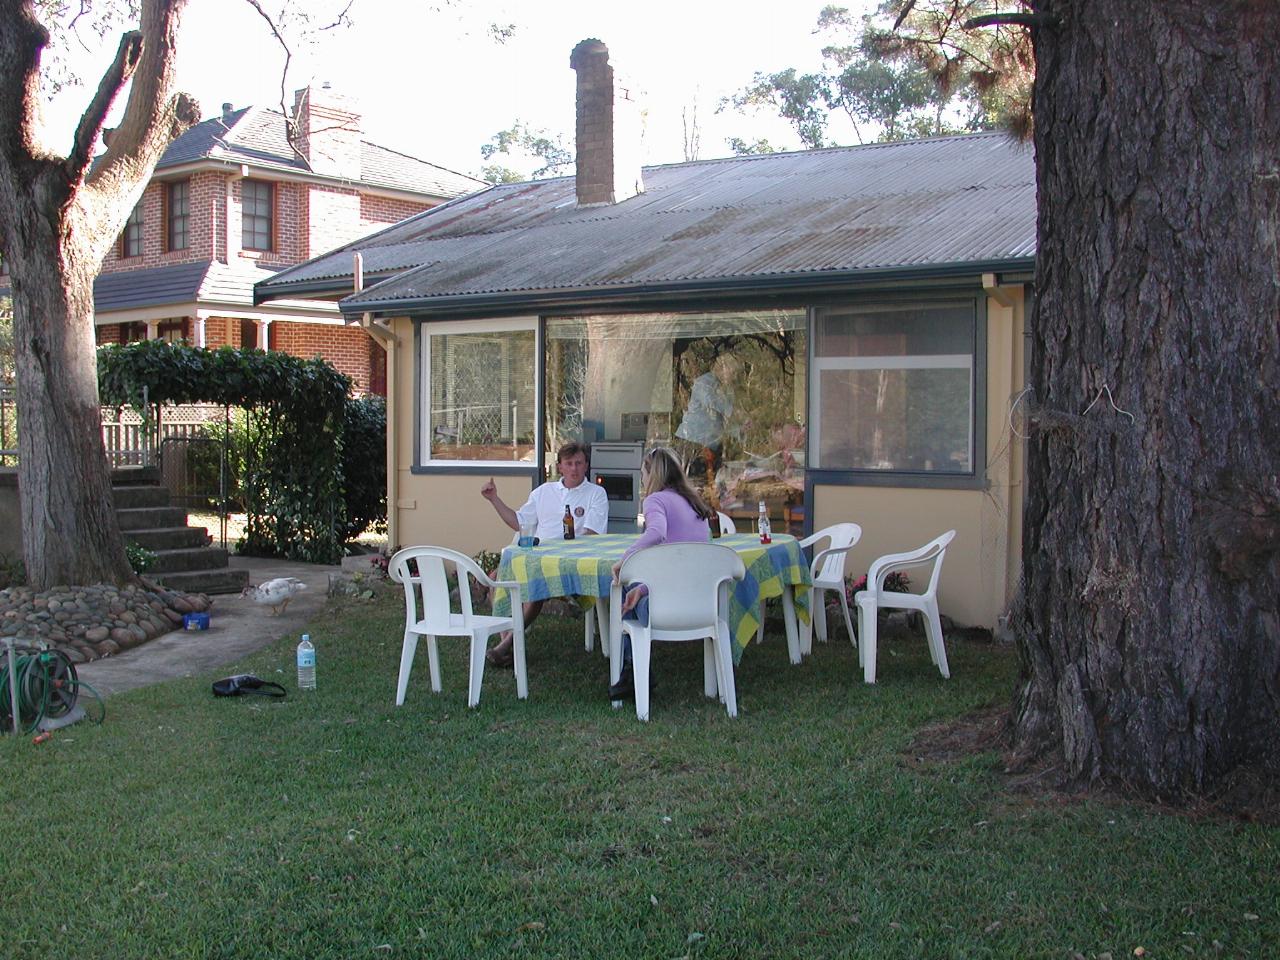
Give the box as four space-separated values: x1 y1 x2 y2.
335 256 1036 321
152 157 466 205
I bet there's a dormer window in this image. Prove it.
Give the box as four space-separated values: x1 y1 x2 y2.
119 202 143 258
165 181 189 251
242 180 274 252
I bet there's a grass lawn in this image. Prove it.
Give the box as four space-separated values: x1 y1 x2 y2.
2 594 1275 959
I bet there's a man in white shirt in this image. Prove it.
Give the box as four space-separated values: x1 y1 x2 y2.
479 442 608 666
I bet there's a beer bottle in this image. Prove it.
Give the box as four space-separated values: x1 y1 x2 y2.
562 504 576 540
709 512 722 539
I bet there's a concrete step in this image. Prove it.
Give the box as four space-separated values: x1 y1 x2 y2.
117 506 187 531
127 526 210 550
149 546 230 574
152 567 249 595
112 484 171 509
110 466 160 486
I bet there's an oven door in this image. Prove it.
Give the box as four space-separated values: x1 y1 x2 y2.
591 470 640 521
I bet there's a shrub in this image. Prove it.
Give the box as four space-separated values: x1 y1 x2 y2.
125 541 157 574
339 395 387 541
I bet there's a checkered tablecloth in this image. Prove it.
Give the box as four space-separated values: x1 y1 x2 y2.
492 533 811 661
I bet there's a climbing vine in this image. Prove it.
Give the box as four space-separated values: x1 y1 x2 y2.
98 341 351 564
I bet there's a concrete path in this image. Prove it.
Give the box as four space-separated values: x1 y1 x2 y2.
76 555 343 697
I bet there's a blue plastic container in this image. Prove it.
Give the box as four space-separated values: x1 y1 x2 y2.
183 612 210 631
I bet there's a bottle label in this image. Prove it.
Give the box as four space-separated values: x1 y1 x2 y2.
297 650 315 668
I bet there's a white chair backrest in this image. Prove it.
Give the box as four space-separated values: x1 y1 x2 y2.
618 542 746 632
389 546 487 629
806 522 862 582
868 530 956 596
716 512 737 536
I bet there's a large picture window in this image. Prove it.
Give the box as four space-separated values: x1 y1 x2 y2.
420 320 538 464
812 300 975 474
546 309 807 529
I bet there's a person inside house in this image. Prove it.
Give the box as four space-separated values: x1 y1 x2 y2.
675 353 737 502
479 441 608 667
607 445 715 700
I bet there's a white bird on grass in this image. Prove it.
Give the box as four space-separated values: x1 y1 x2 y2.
241 577 308 615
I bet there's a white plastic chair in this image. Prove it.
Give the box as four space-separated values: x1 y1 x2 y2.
389 546 527 707
609 543 746 722
795 522 863 656
854 530 955 684
716 512 737 536
755 522 863 659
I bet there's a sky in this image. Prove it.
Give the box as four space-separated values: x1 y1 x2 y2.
40 0 877 179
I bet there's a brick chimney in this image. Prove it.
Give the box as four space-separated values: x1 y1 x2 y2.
569 39 644 206
291 83 362 180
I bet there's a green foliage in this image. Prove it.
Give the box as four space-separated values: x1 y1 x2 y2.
339 395 387 541
726 137 778 156
124 540 157 574
0 551 25 589
479 120 573 179
98 341 351 563
472 549 501 576
867 0 1036 136
722 3 1024 149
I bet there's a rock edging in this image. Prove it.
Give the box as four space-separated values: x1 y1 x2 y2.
0 580 212 663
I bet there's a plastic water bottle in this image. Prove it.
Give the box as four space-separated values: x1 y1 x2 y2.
296 634 316 691
757 500 772 545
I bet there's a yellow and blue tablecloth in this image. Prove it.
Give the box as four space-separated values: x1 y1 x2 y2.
492 533 811 662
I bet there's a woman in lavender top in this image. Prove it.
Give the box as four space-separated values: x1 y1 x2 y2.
608 446 715 699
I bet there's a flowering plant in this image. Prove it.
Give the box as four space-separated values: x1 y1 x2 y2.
827 570 910 613
849 571 910 594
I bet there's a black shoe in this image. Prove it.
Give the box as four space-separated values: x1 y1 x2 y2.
608 665 634 701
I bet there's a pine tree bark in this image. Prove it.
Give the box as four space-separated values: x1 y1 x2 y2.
1013 0 1280 796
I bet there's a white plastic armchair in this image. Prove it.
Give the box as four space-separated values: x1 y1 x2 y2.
388 546 527 707
853 530 956 684
609 542 747 722
796 522 863 656
716 512 738 536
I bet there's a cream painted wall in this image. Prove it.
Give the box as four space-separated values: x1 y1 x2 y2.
387 286 1027 623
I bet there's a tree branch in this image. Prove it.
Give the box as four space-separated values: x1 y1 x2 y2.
964 13 1054 30
240 0 306 165
66 30 143 182
0 1 52 173
90 0 198 191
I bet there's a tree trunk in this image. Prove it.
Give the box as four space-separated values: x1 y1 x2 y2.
8 189 134 588
1013 0 1280 797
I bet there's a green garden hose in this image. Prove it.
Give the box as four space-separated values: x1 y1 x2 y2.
1 645 105 734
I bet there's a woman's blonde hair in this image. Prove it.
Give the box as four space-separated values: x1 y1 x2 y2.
642 446 714 520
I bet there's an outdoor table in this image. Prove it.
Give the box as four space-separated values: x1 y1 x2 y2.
492 533 812 665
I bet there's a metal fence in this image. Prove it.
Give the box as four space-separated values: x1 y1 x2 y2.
0 382 15 467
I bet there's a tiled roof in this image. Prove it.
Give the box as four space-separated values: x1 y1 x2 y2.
155 106 487 199
94 260 287 314
255 132 1036 315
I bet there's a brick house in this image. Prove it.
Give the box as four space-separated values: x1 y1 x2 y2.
89 85 487 395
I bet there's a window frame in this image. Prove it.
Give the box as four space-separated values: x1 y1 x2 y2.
119 202 144 259
804 293 989 491
413 316 542 473
241 179 275 252
164 180 190 252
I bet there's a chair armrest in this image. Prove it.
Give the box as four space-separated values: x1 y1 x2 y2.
798 531 828 550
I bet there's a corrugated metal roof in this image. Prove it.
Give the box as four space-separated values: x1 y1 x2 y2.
155 106 487 199
255 132 1036 313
